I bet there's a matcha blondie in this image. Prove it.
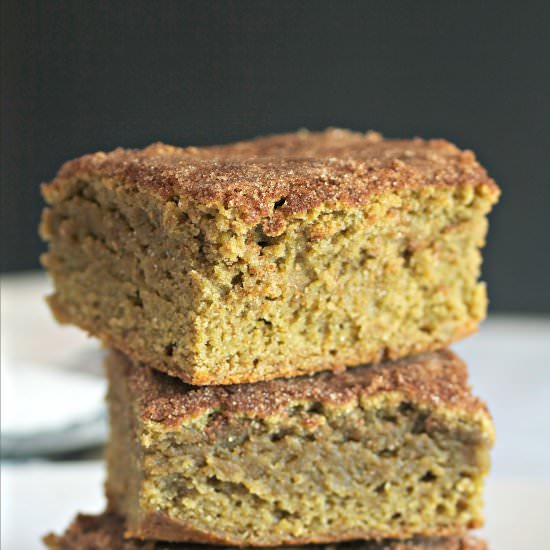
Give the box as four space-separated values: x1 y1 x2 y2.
41 129 499 385
105 349 493 545
43 513 487 549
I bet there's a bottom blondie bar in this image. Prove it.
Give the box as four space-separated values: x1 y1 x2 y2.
106 350 493 545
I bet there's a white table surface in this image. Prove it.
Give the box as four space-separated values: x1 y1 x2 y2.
2 272 550 549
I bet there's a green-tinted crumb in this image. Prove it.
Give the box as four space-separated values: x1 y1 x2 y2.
105 350 493 546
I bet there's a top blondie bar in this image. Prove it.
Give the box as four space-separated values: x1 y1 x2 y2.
40 129 499 385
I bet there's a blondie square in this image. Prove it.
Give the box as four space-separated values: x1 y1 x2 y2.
105 349 493 545
43 513 487 549
41 129 499 385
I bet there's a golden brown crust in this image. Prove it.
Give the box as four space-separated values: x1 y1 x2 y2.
42 129 499 227
133 512 476 547
43 512 488 549
128 512 243 545
107 349 489 426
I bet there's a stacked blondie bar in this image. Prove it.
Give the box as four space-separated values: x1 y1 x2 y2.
40 129 499 549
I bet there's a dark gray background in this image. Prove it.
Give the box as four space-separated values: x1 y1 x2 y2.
2 1 548 312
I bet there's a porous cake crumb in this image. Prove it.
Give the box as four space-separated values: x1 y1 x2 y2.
41 129 499 385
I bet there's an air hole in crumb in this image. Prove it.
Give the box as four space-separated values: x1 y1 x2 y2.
274 197 286 210
254 224 274 248
399 402 414 415
435 504 446 514
257 318 272 327
374 483 386 494
253 358 259 366
411 412 428 434
273 508 291 520
392 513 402 520
329 349 337 356
270 430 289 442
308 402 323 414
231 273 244 286
402 247 414 267
196 230 207 258
456 499 468 513
380 448 397 458
164 343 176 357
420 470 437 482
130 290 143 308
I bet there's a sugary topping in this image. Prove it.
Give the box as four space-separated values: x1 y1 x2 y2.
113 350 487 424
46 129 498 227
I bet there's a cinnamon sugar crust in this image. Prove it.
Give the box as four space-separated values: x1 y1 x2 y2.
116 350 488 425
45 128 498 230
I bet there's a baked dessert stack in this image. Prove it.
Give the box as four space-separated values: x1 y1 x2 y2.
40 129 499 549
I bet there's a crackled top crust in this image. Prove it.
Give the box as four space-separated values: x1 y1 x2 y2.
111 350 489 425
43 513 488 550
44 129 499 228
